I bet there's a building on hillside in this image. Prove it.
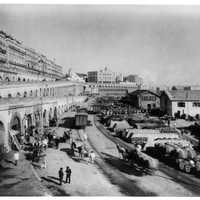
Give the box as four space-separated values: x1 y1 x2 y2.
98 67 116 83
87 71 98 83
123 89 160 111
124 74 143 85
87 67 116 84
0 30 63 82
160 90 200 117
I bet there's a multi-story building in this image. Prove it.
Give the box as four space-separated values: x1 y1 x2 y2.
0 30 87 155
0 30 63 82
87 67 116 84
98 67 116 83
87 71 98 83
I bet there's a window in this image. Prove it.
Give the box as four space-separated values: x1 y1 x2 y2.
193 102 200 107
177 102 185 107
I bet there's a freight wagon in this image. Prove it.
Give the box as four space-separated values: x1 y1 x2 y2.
75 113 88 128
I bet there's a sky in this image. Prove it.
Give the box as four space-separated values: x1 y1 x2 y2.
0 5 200 86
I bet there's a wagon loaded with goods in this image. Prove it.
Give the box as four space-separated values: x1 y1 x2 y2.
150 141 200 174
121 146 159 173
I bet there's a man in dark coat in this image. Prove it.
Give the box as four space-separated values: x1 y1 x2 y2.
65 166 72 184
58 168 64 185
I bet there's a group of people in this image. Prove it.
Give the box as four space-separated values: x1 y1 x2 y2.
70 139 96 164
58 166 72 185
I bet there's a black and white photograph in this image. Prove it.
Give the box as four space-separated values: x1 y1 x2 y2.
0 2 200 196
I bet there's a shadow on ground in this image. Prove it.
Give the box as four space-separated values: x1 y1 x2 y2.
101 152 151 177
41 176 70 196
60 148 88 164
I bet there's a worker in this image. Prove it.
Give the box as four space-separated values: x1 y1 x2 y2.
136 144 142 152
65 166 72 184
14 151 19 166
88 150 96 164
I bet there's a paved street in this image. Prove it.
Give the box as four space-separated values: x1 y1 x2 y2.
36 127 123 196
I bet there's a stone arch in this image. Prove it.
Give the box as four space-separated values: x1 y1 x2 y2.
43 88 46 97
47 88 49 96
18 77 21 82
49 88 52 96
23 78 26 82
0 120 5 152
30 90 33 97
5 77 10 82
53 107 57 121
10 112 22 133
8 93 12 98
26 114 33 131
49 107 53 121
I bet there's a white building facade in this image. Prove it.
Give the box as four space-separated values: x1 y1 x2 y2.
160 90 200 117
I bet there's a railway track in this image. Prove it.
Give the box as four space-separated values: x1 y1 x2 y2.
93 115 200 195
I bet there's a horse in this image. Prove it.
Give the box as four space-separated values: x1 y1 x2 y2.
116 143 126 160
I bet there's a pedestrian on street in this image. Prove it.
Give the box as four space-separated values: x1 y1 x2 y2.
65 166 72 184
58 168 64 185
14 151 19 166
71 140 76 150
78 145 83 158
88 150 96 164
83 133 87 141
55 138 59 149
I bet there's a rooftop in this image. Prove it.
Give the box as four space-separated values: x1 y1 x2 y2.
165 90 200 101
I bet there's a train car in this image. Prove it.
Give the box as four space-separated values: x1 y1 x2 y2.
75 113 88 128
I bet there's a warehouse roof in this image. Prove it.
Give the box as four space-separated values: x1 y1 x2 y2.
164 90 200 101
129 89 160 97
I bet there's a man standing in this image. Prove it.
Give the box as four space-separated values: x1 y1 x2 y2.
65 166 72 184
58 168 64 185
14 151 19 166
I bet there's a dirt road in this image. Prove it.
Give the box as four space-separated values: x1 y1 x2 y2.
36 127 123 196
85 114 198 196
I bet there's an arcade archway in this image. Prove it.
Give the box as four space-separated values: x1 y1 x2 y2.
0 121 5 153
10 115 21 133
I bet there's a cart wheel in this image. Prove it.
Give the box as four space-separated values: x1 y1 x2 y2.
179 161 185 171
185 165 191 173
